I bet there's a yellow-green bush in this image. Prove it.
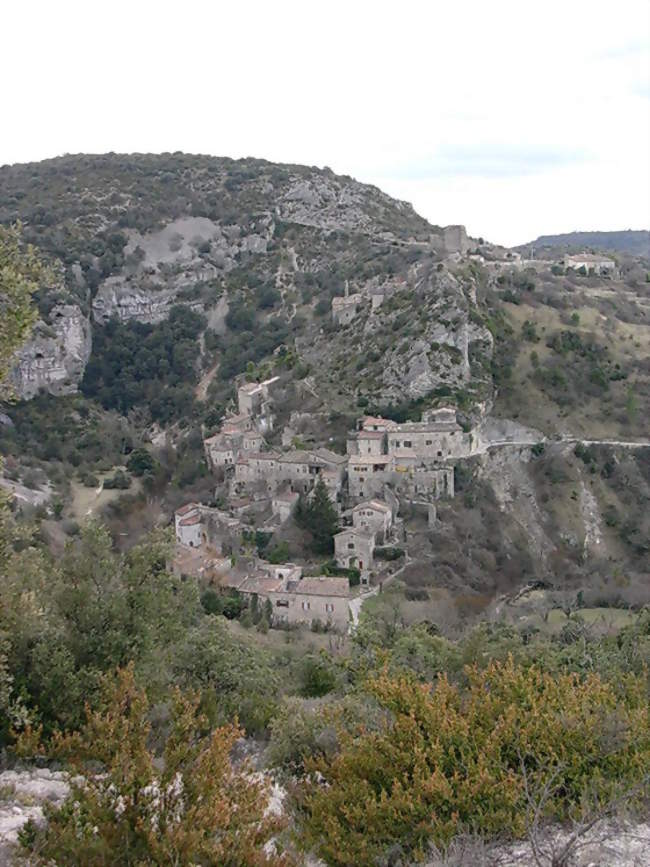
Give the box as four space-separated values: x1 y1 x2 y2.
298 657 649 866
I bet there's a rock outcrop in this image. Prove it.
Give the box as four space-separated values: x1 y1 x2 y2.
0 768 71 862
9 305 91 400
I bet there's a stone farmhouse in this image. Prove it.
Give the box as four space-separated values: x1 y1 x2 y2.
224 562 349 631
563 253 616 274
334 527 376 574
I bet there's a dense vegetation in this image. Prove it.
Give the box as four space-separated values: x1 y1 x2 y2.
2 174 650 864
81 306 205 422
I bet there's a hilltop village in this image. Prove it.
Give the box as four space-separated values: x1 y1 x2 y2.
167 241 630 631
174 370 482 630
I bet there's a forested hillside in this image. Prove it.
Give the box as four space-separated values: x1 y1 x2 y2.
1 158 649 865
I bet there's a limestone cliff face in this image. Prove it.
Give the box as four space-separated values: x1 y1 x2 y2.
9 305 92 399
92 216 272 324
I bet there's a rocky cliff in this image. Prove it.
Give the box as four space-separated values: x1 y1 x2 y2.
1 154 479 403
9 304 91 399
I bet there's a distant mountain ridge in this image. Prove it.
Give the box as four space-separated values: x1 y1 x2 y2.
518 230 650 257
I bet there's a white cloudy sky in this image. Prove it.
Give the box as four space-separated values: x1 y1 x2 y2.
3 0 649 245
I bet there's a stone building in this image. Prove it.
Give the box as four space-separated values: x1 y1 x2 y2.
332 293 363 325
351 499 393 542
272 489 299 523
225 563 349 631
237 376 279 416
563 253 615 274
174 503 203 547
386 411 473 461
347 429 386 456
334 527 376 572
347 454 392 499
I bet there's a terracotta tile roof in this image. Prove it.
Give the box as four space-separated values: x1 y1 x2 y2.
179 513 201 526
175 503 198 516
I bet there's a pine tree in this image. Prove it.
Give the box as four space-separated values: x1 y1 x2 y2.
304 477 340 555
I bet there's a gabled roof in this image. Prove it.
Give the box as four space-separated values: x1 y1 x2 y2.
285 576 349 597
279 450 320 465
309 447 348 465
334 527 376 541
353 499 392 514
175 502 198 517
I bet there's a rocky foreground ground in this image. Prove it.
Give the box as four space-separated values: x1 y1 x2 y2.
1 767 648 866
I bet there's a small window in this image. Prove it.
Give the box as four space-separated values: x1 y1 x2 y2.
302 601 311 611
426 440 432 446
404 440 412 448
347 542 355 550
437 450 443 457
395 440 401 448
326 603 334 613
276 599 289 607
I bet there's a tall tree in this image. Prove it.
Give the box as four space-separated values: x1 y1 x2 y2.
295 476 340 555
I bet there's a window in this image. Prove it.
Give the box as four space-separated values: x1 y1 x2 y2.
276 599 289 607
426 440 432 446
302 601 311 611
347 542 355 550
437 450 443 457
404 440 412 448
395 440 401 448
326 603 334 613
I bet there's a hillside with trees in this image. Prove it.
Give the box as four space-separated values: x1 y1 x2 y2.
1 163 649 865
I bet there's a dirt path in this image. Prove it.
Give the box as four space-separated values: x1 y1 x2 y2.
196 362 219 401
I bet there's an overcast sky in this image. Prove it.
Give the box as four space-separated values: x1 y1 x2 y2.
3 0 649 246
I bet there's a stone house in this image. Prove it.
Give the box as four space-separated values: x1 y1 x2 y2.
563 253 615 274
174 503 203 547
334 527 376 572
237 376 279 418
347 455 392 499
386 410 473 461
272 490 299 523
347 429 386 456
227 563 349 631
276 450 322 490
392 460 455 500
332 294 362 325
204 432 241 469
242 430 265 452
352 499 393 542
358 415 398 433
270 575 349 630
234 451 281 489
